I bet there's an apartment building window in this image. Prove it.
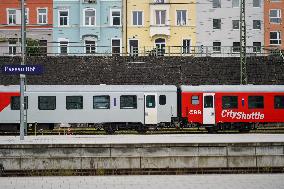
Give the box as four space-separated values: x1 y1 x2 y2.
270 32 281 45
84 9 96 26
59 10 69 26
182 39 191 54
232 20 239 30
111 9 121 26
232 0 239 8
155 10 166 25
176 10 187 26
112 39 121 55
85 40 96 54
8 9 16 24
213 42 221 53
8 39 17 55
7 8 28 25
270 9 281 24
132 11 143 26
232 42 240 52
213 19 221 29
213 0 221 8
59 39 69 55
38 8 47 24
155 38 165 56
129 39 138 56
253 0 260 7
253 20 261 29
253 42 261 53
39 40 47 56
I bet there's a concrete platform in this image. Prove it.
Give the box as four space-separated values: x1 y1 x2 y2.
0 134 283 172
0 174 284 189
0 134 283 144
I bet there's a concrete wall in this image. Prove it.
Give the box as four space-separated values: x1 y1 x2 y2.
0 142 283 170
0 56 283 85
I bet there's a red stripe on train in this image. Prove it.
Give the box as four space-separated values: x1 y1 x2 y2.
0 92 20 112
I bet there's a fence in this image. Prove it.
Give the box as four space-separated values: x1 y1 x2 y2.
0 44 283 57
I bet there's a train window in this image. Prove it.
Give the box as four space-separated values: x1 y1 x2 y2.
120 95 137 109
38 96 56 110
146 95 156 108
191 96 199 105
159 95 166 105
11 96 28 110
66 96 83 110
274 96 284 109
204 96 213 108
222 96 238 109
93 96 110 109
248 96 264 109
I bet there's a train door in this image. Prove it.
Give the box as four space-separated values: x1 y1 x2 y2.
145 93 157 124
203 93 215 125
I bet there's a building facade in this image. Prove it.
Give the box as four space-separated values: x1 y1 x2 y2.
264 0 283 49
53 0 122 55
196 0 264 56
0 0 53 56
123 0 197 56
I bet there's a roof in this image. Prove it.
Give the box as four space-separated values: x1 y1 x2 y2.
0 85 177 92
180 85 284 92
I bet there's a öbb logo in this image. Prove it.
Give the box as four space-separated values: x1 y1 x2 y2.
189 110 202 115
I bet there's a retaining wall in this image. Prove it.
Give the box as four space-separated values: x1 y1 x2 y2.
0 56 283 85
0 142 283 170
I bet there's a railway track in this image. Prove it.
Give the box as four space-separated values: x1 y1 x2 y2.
1 167 284 177
1 127 284 135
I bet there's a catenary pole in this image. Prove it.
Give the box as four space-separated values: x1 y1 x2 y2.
240 0 247 85
20 0 26 140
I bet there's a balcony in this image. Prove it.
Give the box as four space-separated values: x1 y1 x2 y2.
150 25 170 37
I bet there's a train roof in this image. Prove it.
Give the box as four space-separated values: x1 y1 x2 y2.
0 85 177 92
180 85 284 92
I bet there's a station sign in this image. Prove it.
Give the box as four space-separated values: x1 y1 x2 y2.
1 65 44 75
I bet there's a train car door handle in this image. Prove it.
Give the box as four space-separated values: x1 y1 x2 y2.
145 112 148 116
211 112 215 116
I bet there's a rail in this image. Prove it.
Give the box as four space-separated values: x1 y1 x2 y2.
0 45 283 57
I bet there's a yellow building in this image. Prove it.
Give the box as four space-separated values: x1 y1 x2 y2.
123 0 196 56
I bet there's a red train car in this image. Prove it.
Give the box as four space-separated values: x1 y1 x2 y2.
180 85 284 132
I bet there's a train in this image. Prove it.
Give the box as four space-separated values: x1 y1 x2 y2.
0 85 284 133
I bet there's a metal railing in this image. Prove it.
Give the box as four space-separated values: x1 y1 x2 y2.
0 45 282 57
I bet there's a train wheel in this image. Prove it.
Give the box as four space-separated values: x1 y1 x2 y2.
136 125 147 134
239 128 251 133
239 124 252 133
206 127 217 134
104 125 116 135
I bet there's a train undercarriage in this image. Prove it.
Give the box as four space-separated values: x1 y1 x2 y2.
0 121 281 135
